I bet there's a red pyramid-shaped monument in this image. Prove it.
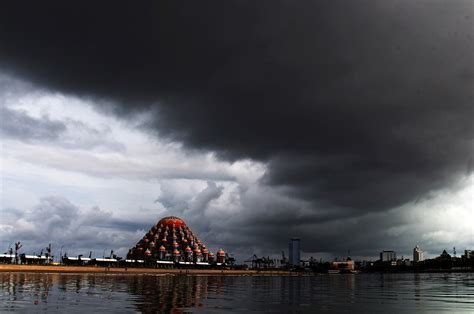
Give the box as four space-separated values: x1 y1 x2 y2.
127 216 225 264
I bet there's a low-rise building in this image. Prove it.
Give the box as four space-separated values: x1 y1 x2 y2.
88 258 118 267
0 253 14 264
62 256 92 266
330 257 355 273
20 254 50 265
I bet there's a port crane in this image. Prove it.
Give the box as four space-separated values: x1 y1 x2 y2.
244 255 276 269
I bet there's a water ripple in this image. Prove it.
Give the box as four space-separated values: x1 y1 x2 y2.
0 272 473 312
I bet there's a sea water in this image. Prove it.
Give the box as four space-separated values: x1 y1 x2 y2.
1 272 473 313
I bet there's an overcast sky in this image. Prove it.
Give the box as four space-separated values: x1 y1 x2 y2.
0 1 473 261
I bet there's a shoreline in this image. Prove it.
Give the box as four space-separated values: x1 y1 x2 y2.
2 265 471 275
0 264 292 276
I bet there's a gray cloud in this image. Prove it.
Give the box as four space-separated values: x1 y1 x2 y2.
0 104 126 153
0 74 125 152
1 180 470 262
0 1 473 257
151 175 473 261
56 119 126 152
0 196 138 257
0 106 66 141
157 181 224 232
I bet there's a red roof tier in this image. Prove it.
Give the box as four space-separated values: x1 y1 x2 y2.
157 216 186 228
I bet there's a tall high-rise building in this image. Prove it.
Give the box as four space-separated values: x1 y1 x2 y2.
380 250 396 262
289 238 301 266
413 245 424 262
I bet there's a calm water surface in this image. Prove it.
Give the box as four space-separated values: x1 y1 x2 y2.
0 272 473 313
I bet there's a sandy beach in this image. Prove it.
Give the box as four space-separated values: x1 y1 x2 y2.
0 264 292 276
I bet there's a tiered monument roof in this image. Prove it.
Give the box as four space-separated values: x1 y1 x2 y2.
127 216 224 263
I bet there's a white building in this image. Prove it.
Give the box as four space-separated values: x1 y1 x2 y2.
380 250 396 262
413 245 424 262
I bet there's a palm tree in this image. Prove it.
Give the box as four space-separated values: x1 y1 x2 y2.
14 242 22 264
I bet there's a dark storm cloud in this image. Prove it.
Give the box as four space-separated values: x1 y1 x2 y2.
1 1 473 213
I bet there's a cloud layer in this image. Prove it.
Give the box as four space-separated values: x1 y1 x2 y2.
1 1 473 259
1 1 472 214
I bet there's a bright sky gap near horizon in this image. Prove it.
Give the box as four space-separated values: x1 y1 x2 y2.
0 1 473 262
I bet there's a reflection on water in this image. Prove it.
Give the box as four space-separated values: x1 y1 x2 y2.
1 272 473 313
127 275 226 312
